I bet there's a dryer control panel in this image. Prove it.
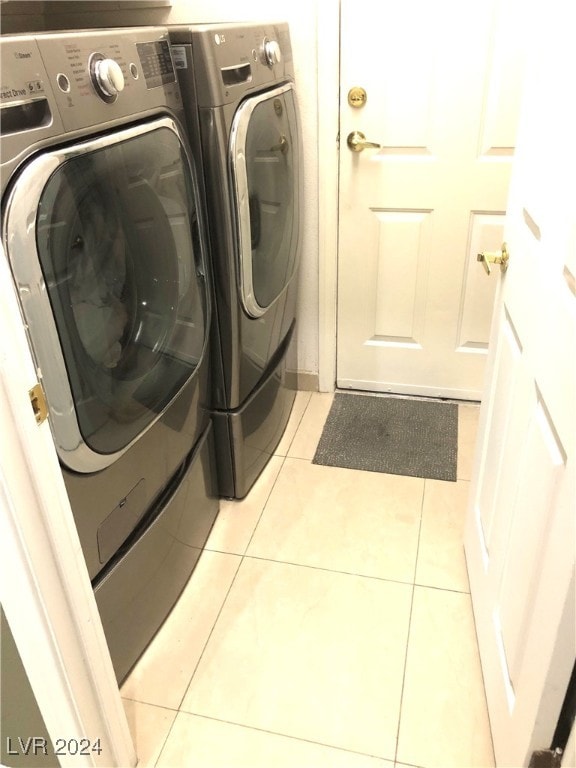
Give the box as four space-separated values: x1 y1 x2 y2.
170 22 294 109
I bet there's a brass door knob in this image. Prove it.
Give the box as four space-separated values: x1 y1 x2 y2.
477 243 510 275
347 131 381 153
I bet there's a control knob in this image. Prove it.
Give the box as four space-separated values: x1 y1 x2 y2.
263 38 281 67
90 55 125 101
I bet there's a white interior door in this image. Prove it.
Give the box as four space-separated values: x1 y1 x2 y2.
464 6 576 764
337 0 523 399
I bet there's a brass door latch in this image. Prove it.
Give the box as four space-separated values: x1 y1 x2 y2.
477 243 510 275
29 383 48 425
347 131 381 153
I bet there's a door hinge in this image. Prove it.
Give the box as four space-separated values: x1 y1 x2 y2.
29 383 48 425
528 748 563 768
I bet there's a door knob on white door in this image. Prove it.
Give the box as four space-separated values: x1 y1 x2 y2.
477 243 509 275
347 131 381 152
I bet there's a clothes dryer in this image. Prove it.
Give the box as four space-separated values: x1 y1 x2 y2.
0 27 219 683
170 23 302 499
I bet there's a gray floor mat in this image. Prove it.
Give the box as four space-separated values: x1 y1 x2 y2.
313 393 458 481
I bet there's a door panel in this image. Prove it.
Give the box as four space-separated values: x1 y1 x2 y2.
370 209 430 346
457 214 504 352
465 6 576 761
337 0 523 398
230 83 300 319
3 119 209 472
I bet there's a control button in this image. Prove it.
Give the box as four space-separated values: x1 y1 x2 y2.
263 38 281 67
56 73 71 93
130 63 139 79
95 58 125 96
89 53 125 102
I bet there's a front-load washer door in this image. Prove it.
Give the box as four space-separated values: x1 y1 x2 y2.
2 117 210 473
230 82 301 319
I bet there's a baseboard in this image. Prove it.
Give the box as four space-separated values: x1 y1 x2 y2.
286 370 319 392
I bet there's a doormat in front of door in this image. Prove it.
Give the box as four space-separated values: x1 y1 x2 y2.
313 393 458 481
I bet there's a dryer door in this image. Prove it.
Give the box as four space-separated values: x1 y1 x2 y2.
2 117 210 473
230 82 301 318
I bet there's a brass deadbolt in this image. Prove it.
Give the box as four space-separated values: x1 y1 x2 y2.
348 87 367 108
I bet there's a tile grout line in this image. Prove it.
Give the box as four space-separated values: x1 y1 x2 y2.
172 555 244 711
395 761 427 768
160 393 463 765
150 550 246 767
393 476 426 765
152 705 177 768
155 395 317 764
122 694 179 711
167 427 297 716
277 389 314 460
157 456 293 763
170 393 313 707
165 710 398 764
234 551 421 589
117 698 184 768
243 457 290 554
152 456 287 766
235 390 317 565
150 395 474 765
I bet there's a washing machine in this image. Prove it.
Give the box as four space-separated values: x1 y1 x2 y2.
0 27 219 683
170 22 302 499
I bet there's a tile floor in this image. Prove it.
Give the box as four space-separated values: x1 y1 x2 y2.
121 392 495 768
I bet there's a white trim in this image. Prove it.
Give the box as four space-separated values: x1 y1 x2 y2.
316 0 340 392
0 244 136 767
562 720 576 768
337 378 483 402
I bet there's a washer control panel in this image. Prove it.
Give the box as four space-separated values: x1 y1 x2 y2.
262 38 282 67
136 39 175 89
0 27 183 185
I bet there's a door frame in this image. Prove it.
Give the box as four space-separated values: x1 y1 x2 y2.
0 244 136 767
316 0 340 392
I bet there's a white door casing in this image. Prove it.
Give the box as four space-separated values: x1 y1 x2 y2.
464 4 576 764
0 245 136 767
337 0 524 399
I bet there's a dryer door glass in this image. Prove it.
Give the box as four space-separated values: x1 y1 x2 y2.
33 123 208 460
231 83 301 318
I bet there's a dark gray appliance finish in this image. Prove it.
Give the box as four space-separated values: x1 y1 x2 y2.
170 22 302 499
0 27 219 683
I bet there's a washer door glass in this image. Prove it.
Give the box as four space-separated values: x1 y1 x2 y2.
231 82 301 318
33 124 208 458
